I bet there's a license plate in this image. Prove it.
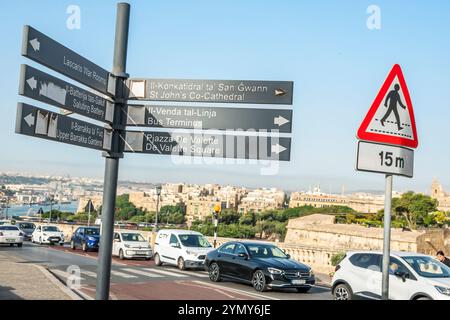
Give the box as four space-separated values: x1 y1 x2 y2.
292 279 306 285
6 238 16 242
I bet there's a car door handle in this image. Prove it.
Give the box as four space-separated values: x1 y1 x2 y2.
218 254 221 258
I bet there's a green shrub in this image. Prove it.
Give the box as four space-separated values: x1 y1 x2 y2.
331 252 346 266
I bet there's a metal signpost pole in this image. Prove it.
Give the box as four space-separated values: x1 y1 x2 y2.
96 2 130 301
381 174 393 300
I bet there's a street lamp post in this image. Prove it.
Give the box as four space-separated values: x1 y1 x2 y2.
49 194 53 223
212 204 221 248
154 185 162 232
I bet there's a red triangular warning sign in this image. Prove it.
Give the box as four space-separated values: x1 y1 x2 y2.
357 64 418 149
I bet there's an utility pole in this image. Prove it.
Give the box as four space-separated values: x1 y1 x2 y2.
381 174 393 300
96 2 130 301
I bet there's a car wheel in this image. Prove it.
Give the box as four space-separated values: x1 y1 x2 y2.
154 253 162 266
334 283 353 300
17 243 23 248
252 270 267 292
208 262 222 282
178 257 186 270
70 240 76 250
82 242 88 252
119 249 125 260
296 287 311 293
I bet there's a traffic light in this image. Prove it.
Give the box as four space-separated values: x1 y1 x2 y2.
213 204 221 214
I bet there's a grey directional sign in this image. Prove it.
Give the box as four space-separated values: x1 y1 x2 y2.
356 141 414 178
123 131 291 161
126 105 293 133
15 103 112 152
19 65 114 123
125 79 293 105
22 26 114 95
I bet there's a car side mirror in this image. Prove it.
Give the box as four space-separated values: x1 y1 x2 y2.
238 253 249 260
394 271 407 282
286 254 291 259
171 243 180 248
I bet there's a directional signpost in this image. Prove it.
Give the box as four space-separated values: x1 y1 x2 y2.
356 64 418 300
126 105 292 132
22 26 114 96
15 103 112 152
125 79 293 105
15 3 295 300
19 65 114 123
123 131 291 161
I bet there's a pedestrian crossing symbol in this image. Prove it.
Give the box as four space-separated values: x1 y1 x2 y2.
357 64 418 149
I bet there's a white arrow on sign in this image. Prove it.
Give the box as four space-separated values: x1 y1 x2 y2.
29 38 40 51
24 113 35 127
274 115 290 127
26 77 37 90
272 144 287 154
274 88 288 97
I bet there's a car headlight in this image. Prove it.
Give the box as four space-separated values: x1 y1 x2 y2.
88 236 95 241
186 250 197 256
268 267 283 275
124 244 130 248
435 286 450 296
43 233 47 236
309 269 314 277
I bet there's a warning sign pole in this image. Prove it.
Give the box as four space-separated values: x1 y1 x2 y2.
381 174 393 300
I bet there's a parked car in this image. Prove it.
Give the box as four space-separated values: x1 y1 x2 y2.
70 227 100 252
153 230 213 270
0 225 24 247
32 225 64 245
15 222 36 241
332 251 450 300
112 231 152 260
205 241 315 292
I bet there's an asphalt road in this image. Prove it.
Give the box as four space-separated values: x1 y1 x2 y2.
0 243 332 300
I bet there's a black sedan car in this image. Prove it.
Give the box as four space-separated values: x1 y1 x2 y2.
205 241 315 292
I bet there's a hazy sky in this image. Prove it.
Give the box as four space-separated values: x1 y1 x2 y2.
1 0 449 193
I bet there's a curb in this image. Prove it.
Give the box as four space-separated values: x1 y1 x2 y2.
33 264 83 300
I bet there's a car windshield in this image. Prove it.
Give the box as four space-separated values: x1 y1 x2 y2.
121 233 145 242
0 226 19 231
246 244 288 259
18 223 35 229
403 256 450 278
42 226 59 232
84 228 99 236
178 234 211 248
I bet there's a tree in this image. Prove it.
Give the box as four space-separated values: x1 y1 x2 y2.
391 192 438 229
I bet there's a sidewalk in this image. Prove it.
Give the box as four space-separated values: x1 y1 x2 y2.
0 251 79 300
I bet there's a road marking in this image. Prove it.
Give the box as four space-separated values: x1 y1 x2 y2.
192 280 280 300
147 268 186 278
111 270 138 279
51 269 86 281
177 281 243 300
167 269 209 278
122 268 163 278
81 270 97 278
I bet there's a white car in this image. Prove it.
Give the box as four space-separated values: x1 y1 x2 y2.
0 225 24 247
112 231 152 260
153 229 213 270
332 251 450 300
32 225 64 245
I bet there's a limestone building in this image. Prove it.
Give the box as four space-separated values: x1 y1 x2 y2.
431 180 450 212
